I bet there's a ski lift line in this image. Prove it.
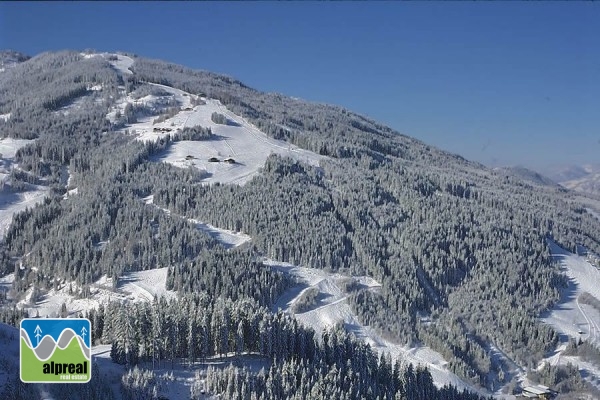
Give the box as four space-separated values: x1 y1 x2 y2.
576 296 594 340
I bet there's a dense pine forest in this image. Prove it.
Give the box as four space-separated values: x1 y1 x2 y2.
0 50 599 398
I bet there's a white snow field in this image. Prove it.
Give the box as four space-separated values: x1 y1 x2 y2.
0 186 48 240
18 267 176 319
0 137 34 160
81 52 134 76
107 78 324 185
541 239 600 345
537 240 600 393
265 259 483 395
0 138 48 240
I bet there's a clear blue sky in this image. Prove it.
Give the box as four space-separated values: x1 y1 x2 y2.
1 2 598 169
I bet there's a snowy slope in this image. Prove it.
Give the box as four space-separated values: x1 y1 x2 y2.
81 52 133 76
0 138 48 240
534 240 600 393
18 267 176 319
541 240 600 345
107 80 324 185
143 194 251 249
265 259 484 395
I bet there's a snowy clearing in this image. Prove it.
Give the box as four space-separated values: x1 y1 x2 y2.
0 112 10 122
535 240 600 394
264 259 482 394
81 52 134 76
93 343 271 400
17 267 176 319
0 185 48 241
0 138 47 240
109 80 324 185
541 239 600 346
154 96 324 185
0 137 34 159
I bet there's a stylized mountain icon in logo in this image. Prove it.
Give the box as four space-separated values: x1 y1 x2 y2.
20 328 91 361
20 318 91 383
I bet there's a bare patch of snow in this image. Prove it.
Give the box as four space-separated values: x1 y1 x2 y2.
109 54 134 75
193 220 251 249
0 137 34 159
0 185 48 240
118 268 176 302
541 240 600 347
19 267 176 319
0 113 10 122
109 81 324 186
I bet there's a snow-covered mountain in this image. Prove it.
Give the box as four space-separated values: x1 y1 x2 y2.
543 164 600 196
0 50 599 398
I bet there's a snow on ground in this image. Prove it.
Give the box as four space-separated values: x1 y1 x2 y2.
0 112 10 122
264 259 483 395
194 219 251 249
92 344 269 400
117 268 176 302
108 54 134 75
0 137 34 159
155 97 324 185
0 185 48 240
536 240 600 392
143 195 251 249
0 138 47 239
108 80 324 185
541 239 600 346
18 267 176 319
81 52 133 76
0 272 14 292
55 90 102 117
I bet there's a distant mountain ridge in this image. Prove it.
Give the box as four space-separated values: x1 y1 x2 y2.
543 164 600 196
0 50 30 68
495 165 560 188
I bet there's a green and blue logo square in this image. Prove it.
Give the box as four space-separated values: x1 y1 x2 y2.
20 318 91 383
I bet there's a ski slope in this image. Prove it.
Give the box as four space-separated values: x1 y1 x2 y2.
18 267 176 319
143 194 251 249
542 240 600 346
265 259 482 394
81 52 134 76
107 78 324 185
0 138 48 240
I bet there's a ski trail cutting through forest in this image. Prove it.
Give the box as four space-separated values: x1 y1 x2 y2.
264 259 482 394
542 239 600 347
142 195 251 249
